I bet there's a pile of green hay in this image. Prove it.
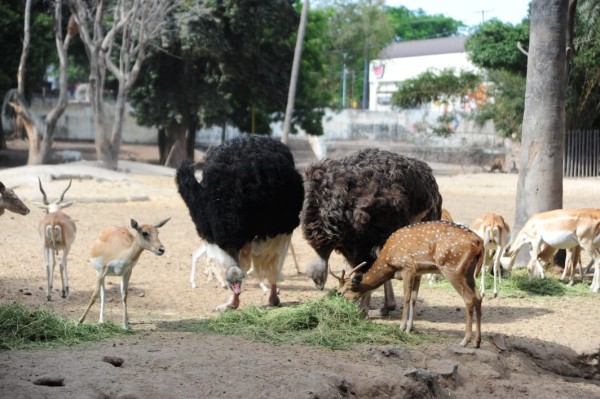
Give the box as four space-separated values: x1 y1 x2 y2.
187 292 426 350
0 302 130 350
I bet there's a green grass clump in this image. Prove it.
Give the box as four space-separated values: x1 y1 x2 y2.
186 293 426 350
434 268 595 298
0 302 130 350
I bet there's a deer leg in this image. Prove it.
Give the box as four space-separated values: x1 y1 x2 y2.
399 272 415 332
447 263 482 348
59 249 70 298
590 258 600 293
480 250 493 297
405 276 422 333
47 249 57 301
79 273 105 325
120 271 132 330
492 249 503 298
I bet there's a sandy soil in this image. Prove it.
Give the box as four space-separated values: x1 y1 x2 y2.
0 141 599 398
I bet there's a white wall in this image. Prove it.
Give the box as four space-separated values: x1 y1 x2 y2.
369 52 478 111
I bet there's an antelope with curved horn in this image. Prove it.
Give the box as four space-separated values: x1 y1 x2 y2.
78 217 170 330
332 221 484 348
32 178 76 301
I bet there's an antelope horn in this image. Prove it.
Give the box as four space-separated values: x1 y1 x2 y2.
37 177 50 205
57 179 72 204
329 268 346 281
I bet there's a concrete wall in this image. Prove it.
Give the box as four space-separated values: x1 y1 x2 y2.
31 98 157 143
31 100 510 167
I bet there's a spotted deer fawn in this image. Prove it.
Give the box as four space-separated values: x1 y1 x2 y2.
78 218 170 329
471 212 511 298
332 221 484 348
0 181 30 216
32 178 76 301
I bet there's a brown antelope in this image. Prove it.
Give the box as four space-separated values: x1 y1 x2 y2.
332 221 484 348
503 208 600 292
0 181 30 216
32 178 76 301
471 212 511 298
78 218 170 329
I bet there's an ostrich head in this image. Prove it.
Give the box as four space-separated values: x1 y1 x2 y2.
307 258 328 290
225 265 245 295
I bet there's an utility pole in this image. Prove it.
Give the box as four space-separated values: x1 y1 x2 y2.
475 9 493 24
282 0 309 145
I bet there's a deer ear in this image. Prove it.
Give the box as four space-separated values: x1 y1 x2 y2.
31 201 49 211
153 217 171 228
59 200 76 209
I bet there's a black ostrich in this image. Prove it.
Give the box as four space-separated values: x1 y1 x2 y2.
176 135 304 311
301 148 442 315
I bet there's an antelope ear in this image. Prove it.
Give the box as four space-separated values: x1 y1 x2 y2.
31 201 49 210
0 182 5 192
131 219 139 231
153 217 171 228
59 200 76 209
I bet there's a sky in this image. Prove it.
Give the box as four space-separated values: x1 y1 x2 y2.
385 0 530 28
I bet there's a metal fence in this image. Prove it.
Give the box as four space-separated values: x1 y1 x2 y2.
564 130 600 177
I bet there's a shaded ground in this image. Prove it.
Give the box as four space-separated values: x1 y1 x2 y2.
0 139 599 398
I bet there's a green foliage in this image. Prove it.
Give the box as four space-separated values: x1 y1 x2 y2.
432 269 595 298
0 302 130 350
566 0 600 129
471 70 526 139
131 0 320 136
0 1 55 101
316 0 394 109
466 3 600 134
465 19 529 75
391 68 481 136
183 293 427 350
385 5 466 41
392 68 481 109
463 19 528 140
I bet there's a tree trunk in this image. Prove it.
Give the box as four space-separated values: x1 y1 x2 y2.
38 0 73 164
186 116 197 161
514 0 568 233
13 0 40 164
0 117 6 150
8 99 39 165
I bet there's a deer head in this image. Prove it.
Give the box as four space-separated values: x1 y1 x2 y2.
32 177 75 213
0 182 30 216
131 218 171 256
330 261 368 300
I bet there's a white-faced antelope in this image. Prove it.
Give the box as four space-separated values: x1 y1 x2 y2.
332 221 484 348
32 178 76 301
78 218 170 329
0 181 30 216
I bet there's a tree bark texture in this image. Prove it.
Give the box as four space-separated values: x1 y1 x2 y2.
514 0 568 233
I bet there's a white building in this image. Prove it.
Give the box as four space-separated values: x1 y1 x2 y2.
368 36 477 111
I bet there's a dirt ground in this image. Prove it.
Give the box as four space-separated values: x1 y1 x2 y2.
0 140 599 398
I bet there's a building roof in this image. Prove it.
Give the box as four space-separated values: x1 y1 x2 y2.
379 36 467 59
